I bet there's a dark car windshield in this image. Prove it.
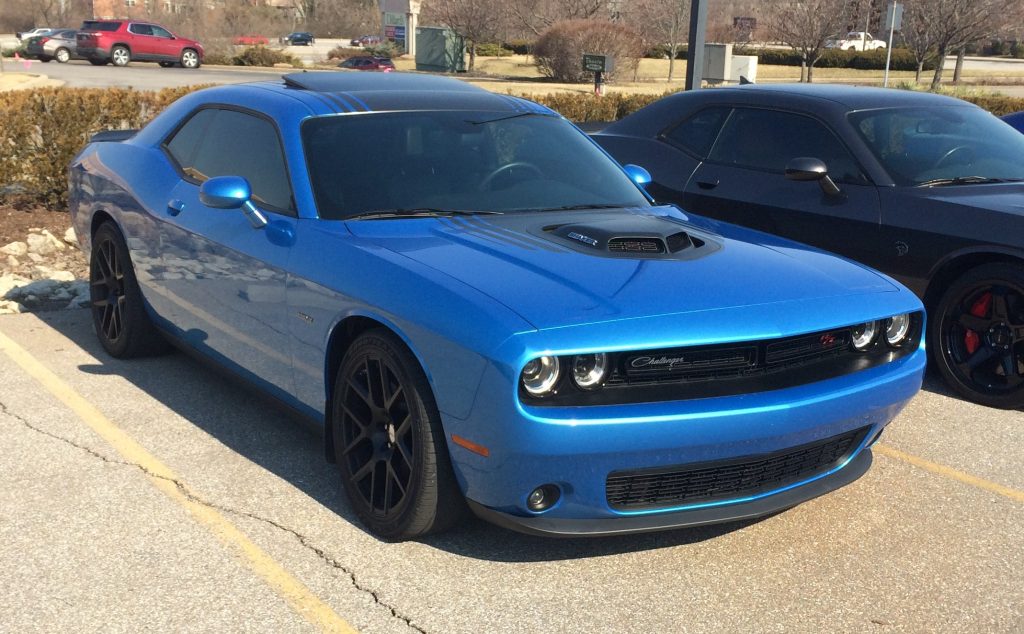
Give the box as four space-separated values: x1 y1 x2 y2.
849 106 1024 186
302 111 649 219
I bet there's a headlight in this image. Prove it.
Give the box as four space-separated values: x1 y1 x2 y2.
851 321 878 350
571 353 608 389
521 356 560 396
885 313 912 346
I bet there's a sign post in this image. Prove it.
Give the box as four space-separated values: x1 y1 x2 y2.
582 54 614 96
883 2 903 87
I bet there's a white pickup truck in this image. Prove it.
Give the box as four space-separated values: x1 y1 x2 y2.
826 32 886 51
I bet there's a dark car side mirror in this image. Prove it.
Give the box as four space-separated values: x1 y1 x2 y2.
785 157 842 197
199 176 267 229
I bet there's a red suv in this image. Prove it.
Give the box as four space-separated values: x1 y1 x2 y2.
76 20 204 68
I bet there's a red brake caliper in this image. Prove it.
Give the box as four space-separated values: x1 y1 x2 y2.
964 292 991 355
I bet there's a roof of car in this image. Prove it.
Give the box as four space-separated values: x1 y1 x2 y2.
252 72 559 115
722 83 975 109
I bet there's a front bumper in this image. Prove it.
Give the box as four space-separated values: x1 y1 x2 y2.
447 345 924 536
468 448 873 537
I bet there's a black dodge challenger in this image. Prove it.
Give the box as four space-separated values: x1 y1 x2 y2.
593 84 1024 408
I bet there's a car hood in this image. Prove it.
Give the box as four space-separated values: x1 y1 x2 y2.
911 182 1024 214
346 206 899 331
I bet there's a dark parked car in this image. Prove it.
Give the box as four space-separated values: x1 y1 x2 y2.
1003 111 1024 134
281 31 315 46
24 28 79 63
338 56 394 71
593 84 1024 408
76 19 203 68
350 34 383 47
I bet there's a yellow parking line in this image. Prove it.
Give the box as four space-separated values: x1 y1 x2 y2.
874 443 1024 504
0 329 357 634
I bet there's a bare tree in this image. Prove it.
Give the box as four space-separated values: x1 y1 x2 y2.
900 2 939 83
426 0 505 70
922 0 1012 89
627 0 688 81
767 0 854 83
507 0 608 37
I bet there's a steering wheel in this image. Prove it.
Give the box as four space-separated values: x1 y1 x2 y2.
478 161 544 190
932 145 975 170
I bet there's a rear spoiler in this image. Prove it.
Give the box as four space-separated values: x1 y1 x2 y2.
89 129 138 143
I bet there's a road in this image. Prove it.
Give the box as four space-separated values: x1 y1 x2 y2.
4 58 294 90
1 308 1022 633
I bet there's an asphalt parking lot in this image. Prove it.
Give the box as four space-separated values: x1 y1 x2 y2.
1 308 1022 633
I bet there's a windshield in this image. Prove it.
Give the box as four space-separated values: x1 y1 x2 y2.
849 106 1024 186
301 111 649 219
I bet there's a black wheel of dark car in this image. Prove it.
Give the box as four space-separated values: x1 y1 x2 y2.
111 45 130 66
333 330 465 540
88 58 107 66
39 57 51 63
90 222 170 359
932 263 1024 408
479 161 544 190
55 47 70 63
180 48 200 69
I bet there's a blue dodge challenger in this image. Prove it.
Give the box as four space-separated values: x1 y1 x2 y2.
69 73 926 539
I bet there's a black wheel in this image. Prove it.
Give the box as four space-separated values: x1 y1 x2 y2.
158 61 175 68
332 330 465 540
932 263 1024 408
180 48 200 69
89 222 170 358
55 47 70 63
111 45 130 66
39 57 52 63
88 57 108 66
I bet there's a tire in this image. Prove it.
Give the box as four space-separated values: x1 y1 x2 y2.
332 329 466 540
111 45 130 66
88 57 108 66
180 48 200 69
931 262 1024 408
39 57 51 63
158 61 175 68
55 47 70 63
89 222 170 359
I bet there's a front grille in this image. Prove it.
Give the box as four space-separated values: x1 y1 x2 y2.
606 427 869 510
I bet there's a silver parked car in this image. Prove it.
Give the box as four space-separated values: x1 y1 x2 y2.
25 28 78 63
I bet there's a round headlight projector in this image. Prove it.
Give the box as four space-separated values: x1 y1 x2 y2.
851 321 878 350
885 313 912 346
571 353 608 389
521 356 560 396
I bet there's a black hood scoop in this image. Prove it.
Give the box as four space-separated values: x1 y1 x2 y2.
538 212 720 260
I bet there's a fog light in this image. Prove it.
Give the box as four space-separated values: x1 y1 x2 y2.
526 484 560 512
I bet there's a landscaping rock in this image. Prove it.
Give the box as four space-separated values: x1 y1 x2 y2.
1 241 28 256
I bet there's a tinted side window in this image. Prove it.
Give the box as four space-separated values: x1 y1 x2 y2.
662 107 730 158
166 108 294 213
165 108 217 173
150 25 172 38
129 23 153 36
708 108 867 184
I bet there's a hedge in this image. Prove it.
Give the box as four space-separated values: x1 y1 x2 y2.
3 86 1022 207
645 45 937 71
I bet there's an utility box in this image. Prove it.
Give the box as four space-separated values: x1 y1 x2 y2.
702 43 732 85
730 55 758 83
415 26 465 72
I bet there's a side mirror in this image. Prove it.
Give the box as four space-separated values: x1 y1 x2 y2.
623 164 652 187
785 157 841 197
199 176 267 228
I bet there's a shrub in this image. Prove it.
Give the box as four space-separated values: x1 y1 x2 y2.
231 45 300 67
475 42 513 57
201 51 233 65
530 92 663 122
0 86 207 206
1012 42 1024 60
533 20 644 83
755 47 937 71
503 39 534 55
327 45 366 60
364 42 401 58
2 45 26 58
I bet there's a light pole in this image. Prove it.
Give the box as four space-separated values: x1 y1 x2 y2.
684 0 708 90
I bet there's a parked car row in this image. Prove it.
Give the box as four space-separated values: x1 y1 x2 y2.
338 55 395 71
19 20 204 68
24 28 80 63
69 73 928 541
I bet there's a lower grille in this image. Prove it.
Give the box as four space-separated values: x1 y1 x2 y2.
606 427 869 511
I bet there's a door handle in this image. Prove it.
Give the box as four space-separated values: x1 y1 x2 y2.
696 179 719 190
167 199 185 216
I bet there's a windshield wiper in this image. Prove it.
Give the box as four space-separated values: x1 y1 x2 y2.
526 203 626 212
917 176 1024 187
346 208 504 221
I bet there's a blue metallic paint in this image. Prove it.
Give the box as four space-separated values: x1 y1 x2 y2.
68 75 926 535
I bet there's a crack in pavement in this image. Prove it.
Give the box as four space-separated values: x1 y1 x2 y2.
1 399 427 634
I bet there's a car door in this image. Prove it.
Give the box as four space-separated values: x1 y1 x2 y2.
682 106 884 269
157 106 298 397
126 23 156 59
148 24 178 61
